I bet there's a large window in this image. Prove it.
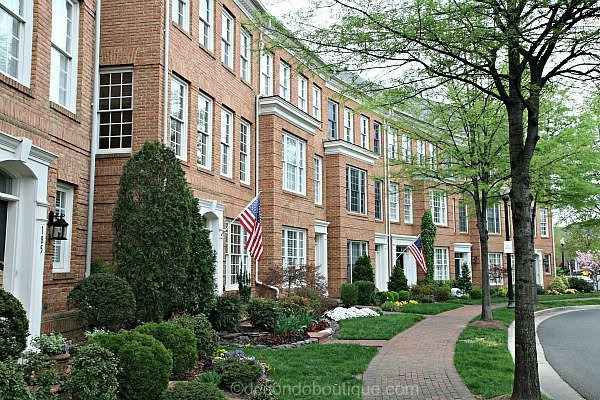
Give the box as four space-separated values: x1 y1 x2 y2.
373 122 381 154
544 254 552 274
360 116 369 149
428 142 437 169
98 69 133 152
239 120 250 184
346 166 366 215
347 241 368 283
199 0 214 51
50 0 79 111
170 77 188 160
429 189 447 225
172 0 189 30
327 101 338 138
240 30 251 82
389 182 399 222
279 61 290 100
282 227 306 266
260 49 273 96
221 9 234 69
404 186 413 224
226 221 250 289
388 130 397 159
197 93 213 169
344 108 354 143
374 180 382 220
402 135 412 162
53 183 74 272
487 204 501 234
417 140 425 165
459 203 468 233
220 107 233 177
314 155 322 205
434 247 449 281
312 85 321 120
282 132 306 194
0 0 33 85
489 253 503 285
540 208 549 237
298 75 308 112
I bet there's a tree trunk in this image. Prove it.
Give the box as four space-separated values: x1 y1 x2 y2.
474 188 492 321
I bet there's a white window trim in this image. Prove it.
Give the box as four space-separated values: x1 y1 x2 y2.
50 0 79 111
314 155 322 205
220 107 233 178
347 241 368 283
52 183 74 273
312 85 321 120
226 220 250 290
344 108 354 143
221 9 234 69
374 180 383 220
346 165 367 215
428 142 437 169
404 186 413 224
260 49 273 96
459 203 469 233
172 0 190 31
97 67 134 154
239 120 250 184
298 75 308 112
429 189 448 226
279 61 290 101
389 182 399 222
489 252 504 285
199 0 214 51
540 208 549 237
402 135 411 162
240 30 251 83
388 130 397 159
360 116 369 149
487 204 501 235
197 93 213 170
282 131 306 195
0 0 33 86
328 101 338 138
434 247 450 281
170 76 188 161
373 122 381 154
282 227 307 266
417 140 425 165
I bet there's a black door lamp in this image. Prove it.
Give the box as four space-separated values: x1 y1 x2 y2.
48 211 69 241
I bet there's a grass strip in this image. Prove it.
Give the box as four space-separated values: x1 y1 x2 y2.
337 314 424 340
400 302 462 315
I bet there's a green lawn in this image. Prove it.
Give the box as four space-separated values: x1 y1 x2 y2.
537 291 600 301
450 297 508 305
337 314 424 340
538 299 600 308
400 302 462 315
242 344 378 400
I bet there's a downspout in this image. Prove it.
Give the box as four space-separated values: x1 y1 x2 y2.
254 92 279 299
85 0 102 276
384 117 392 277
162 0 170 144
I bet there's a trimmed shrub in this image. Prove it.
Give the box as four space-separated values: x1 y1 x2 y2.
382 291 399 302
340 283 358 307
352 255 375 283
380 301 398 312
63 343 119 400
160 381 227 400
397 290 410 302
0 289 29 360
469 287 483 300
214 357 263 392
354 280 375 305
279 294 312 315
550 276 567 293
210 295 243 332
88 331 172 400
247 298 281 331
387 262 409 292
410 285 451 302
172 313 219 358
134 322 197 378
569 277 594 293
67 273 136 331
196 370 221 386
0 358 33 400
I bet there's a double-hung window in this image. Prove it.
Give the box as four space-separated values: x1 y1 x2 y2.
347 241 368 283
346 166 366 215
279 61 290 100
540 208 549 237
360 116 369 148
199 0 214 51
388 130 397 159
402 135 412 162
487 204 501 234
172 0 189 30
220 107 233 177
239 120 250 184
226 221 250 289
50 0 79 111
459 203 468 233
314 155 322 205
344 108 353 143
404 186 413 224
374 180 382 220
170 77 188 160
240 30 251 82
373 122 381 154
327 101 338 138
98 69 133 152
221 9 234 69
434 247 449 281
282 132 306 194
0 0 33 85
260 49 273 96
428 142 437 169
429 189 447 225
417 140 426 165
489 253 503 285
312 85 321 120
197 93 213 169
282 227 306 266
53 183 74 272
298 75 308 112
389 182 399 222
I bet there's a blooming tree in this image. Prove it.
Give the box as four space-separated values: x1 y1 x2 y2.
577 251 600 292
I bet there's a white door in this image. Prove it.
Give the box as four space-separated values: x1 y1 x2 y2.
375 244 387 291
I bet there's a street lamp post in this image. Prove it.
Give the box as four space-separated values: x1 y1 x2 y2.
560 238 567 275
502 190 515 308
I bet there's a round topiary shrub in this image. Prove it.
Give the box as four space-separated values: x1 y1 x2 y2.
0 358 33 400
160 381 227 400
214 357 263 393
354 280 375 305
210 295 243 332
550 276 567 293
397 290 410 302
247 298 281 331
88 331 172 400
134 322 197 378
67 273 136 331
380 301 398 312
171 313 219 358
469 287 483 300
63 343 119 400
0 289 29 360
340 283 358 307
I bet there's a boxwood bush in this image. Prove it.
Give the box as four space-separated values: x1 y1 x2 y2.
397 290 410 301
410 285 451 302
340 283 358 307
210 295 243 332
247 298 281 332
88 331 172 400
469 287 483 300
354 280 375 305
0 358 32 400
0 289 29 360
569 277 594 293
171 313 219 358
214 357 263 392
160 381 226 400
134 322 197 378
63 343 119 400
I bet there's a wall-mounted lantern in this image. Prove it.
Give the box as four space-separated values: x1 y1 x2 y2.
48 211 69 241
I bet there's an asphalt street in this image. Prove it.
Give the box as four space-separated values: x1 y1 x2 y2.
538 309 600 400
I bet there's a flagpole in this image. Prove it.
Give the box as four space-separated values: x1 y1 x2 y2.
220 192 261 238
396 235 421 257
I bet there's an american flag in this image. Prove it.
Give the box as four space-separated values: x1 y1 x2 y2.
237 195 263 261
408 237 427 273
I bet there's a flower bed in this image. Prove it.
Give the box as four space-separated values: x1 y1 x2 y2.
324 306 380 321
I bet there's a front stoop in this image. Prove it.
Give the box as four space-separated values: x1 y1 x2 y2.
307 328 333 343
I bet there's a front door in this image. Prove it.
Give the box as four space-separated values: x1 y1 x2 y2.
455 253 463 279
0 200 6 288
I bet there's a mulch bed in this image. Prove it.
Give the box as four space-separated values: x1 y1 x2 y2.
468 320 508 330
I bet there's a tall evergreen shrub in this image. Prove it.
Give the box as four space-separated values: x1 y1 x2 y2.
352 255 375 283
421 210 437 284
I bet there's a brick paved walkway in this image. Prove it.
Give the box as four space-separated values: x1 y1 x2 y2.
362 305 482 400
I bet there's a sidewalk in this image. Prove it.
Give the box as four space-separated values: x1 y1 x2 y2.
361 305 482 400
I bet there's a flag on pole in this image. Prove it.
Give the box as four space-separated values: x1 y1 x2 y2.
408 237 427 273
238 195 264 261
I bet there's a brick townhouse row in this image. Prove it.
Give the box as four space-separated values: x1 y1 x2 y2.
0 0 556 337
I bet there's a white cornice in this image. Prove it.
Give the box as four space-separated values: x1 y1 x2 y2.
322 140 379 165
0 132 57 166
258 96 321 134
